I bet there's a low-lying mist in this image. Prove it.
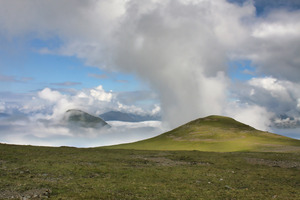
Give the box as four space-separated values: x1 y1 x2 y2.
0 115 165 147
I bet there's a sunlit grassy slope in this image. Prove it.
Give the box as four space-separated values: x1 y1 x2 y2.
107 115 300 152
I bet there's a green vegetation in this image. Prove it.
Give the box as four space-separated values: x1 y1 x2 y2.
1 143 300 199
108 115 300 152
1 115 300 199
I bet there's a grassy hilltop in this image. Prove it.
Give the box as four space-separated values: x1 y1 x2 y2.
108 115 300 152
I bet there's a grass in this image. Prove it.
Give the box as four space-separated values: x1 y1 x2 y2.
1 143 300 199
108 115 300 152
1 115 300 199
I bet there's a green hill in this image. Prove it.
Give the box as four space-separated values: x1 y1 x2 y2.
107 115 300 152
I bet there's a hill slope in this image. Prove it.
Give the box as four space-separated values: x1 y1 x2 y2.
64 109 110 128
107 115 300 152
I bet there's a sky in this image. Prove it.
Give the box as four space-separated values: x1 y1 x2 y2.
0 0 300 146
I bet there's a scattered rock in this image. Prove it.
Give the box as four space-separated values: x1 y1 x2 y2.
0 160 6 165
225 185 233 190
245 158 300 169
0 188 51 199
21 188 52 199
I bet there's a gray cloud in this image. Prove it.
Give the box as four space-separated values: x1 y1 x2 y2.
51 81 82 86
107 0 250 127
230 76 300 130
88 73 130 84
88 73 108 79
235 10 300 82
0 74 33 83
116 90 158 106
0 74 16 82
0 0 300 144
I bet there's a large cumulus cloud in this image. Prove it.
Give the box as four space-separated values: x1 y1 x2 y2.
0 0 300 145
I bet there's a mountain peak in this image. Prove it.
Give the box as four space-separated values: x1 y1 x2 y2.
64 109 110 128
186 115 255 131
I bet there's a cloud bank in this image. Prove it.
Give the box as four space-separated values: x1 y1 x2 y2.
1 0 300 145
0 115 164 147
0 85 163 147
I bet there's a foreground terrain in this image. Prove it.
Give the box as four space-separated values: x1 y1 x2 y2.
0 143 300 199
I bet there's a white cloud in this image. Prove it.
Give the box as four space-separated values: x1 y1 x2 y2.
108 120 162 129
117 102 145 115
231 76 300 131
0 118 164 147
0 102 5 112
247 77 300 111
2 85 159 122
252 23 300 38
225 102 274 131
151 104 161 115
38 88 64 102
90 85 112 102
248 77 292 101
1 0 300 144
246 10 300 82
0 85 164 147
39 85 114 120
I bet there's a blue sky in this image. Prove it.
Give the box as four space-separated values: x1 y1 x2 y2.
228 60 256 81
0 37 257 93
0 41 144 93
0 0 300 146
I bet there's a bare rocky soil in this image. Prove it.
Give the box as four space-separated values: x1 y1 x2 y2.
0 188 51 200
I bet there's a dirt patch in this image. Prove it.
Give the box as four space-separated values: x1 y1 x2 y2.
203 118 217 122
0 188 51 199
133 155 210 167
261 146 300 153
0 160 6 164
144 157 188 166
245 158 300 169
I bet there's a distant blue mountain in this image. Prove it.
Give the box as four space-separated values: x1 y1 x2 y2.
100 111 161 122
0 113 9 118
